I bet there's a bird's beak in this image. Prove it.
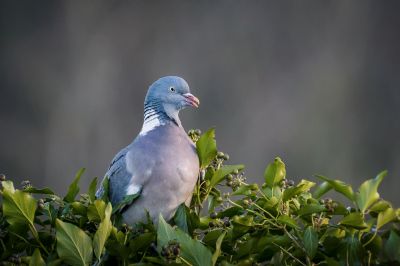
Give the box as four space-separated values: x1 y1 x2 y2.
183 93 200 108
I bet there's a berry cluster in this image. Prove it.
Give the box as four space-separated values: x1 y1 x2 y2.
160 240 181 260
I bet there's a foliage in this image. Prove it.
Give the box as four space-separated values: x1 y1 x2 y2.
1 129 400 265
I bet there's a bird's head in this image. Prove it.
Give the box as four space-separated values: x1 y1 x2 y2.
146 76 199 109
144 76 199 124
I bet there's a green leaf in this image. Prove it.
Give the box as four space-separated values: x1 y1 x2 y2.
64 168 85 203
313 181 332 199
174 204 190 234
129 232 156 255
264 157 286 187
196 128 218 169
88 177 98 203
338 235 363 266
29 248 45 266
277 215 298 229
71 202 87 216
157 214 213 266
339 213 368 230
303 226 318 259
87 200 107 222
315 175 354 201
232 184 253 196
377 207 396 230
99 177 110 202
112 193 140 214
282 179 315 202
93 202 112 260
209 164 244 188
56 219 93 266
232 215 254 227
384 230 400 262
355 170 386 213
212 231 226 266
369 200 391 213
1 180 15 192
217 206 244 218
173 203 199 235
2 185 36 226
298 204 326 216
24 187 55 195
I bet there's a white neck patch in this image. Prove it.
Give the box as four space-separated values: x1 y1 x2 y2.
140 109 165 136
163 103 182 127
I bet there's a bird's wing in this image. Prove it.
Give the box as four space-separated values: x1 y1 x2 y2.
96 145 142 207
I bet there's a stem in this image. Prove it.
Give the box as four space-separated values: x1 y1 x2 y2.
272 242 306 266
179 255 193 266
227 199 281 228
29 223 49 255
362 231 377 247
252 202 277 220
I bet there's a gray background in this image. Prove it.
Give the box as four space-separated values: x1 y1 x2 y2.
1 1 399 205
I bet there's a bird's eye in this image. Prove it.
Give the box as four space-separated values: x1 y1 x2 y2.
169 87 175 92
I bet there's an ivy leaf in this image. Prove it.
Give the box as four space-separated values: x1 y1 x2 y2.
298 204 326 216
303 227 318 259
217 206 244 218
2 182 36 226
212 231 226 266
315 175 354 201
209 164 244 188
87 200 106 222
23 187 55 195
88 177 98 203
174 204 199 235
277 215 298 229
56 219 93 266
232 184 253 196
369 200 391 213
355 171 386 213
64 168 85 203
377 207 396 230
99 177 110 202
112 193 140 214
264 157 286 187
196 128 218 169
282 180 315 202
338 235 363 266
157 214 213 266
29 248 45 266
313 181 332 199
93 202 112 260
339 212 367 230
384 230 400 262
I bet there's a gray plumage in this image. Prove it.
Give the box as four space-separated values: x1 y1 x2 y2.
96 76 200 225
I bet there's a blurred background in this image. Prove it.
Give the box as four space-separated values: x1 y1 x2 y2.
1 1 399 204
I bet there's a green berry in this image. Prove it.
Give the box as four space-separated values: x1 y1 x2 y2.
250 183 258 191
217 151 225 158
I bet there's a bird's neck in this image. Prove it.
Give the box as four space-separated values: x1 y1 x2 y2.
140 102 181 136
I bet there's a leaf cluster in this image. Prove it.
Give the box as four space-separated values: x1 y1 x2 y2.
0 128 399 265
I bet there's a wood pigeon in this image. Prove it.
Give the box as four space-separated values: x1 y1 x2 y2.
96 76 200 225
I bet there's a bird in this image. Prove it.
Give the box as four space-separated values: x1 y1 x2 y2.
96 76 200 225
